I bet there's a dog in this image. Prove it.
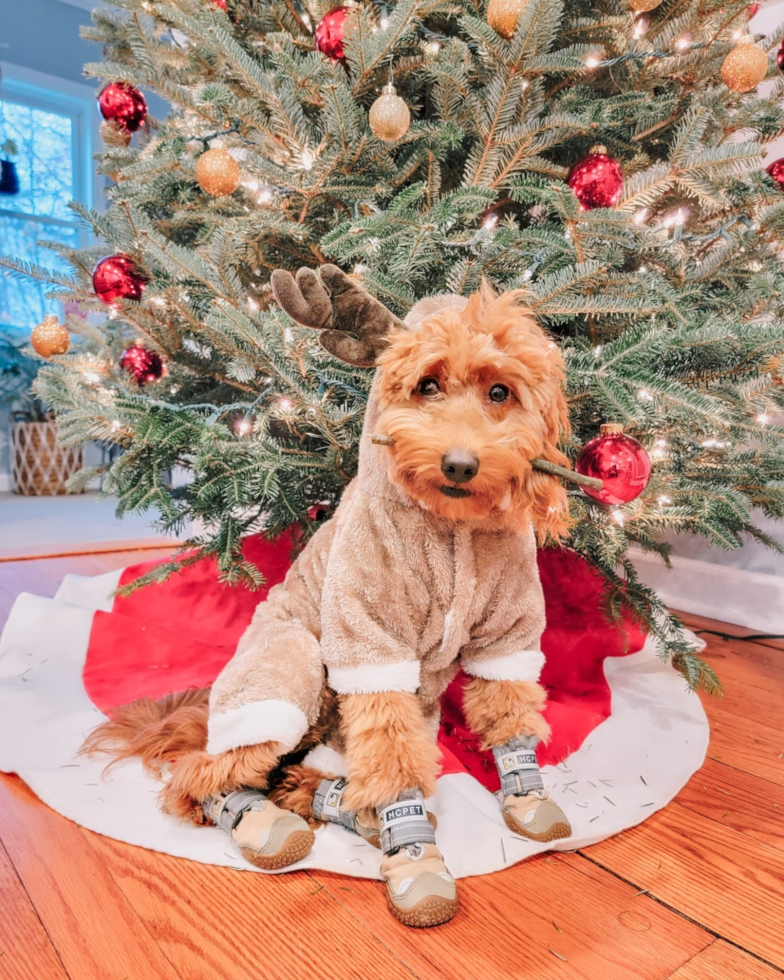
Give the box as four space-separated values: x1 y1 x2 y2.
85 266 573 927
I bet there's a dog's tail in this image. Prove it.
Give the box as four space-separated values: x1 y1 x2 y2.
81 688 210 776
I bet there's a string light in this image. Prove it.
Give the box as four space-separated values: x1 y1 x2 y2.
300 148 314 171
633 18 648 38
675 35 691 50
257 186 273 205
633 208 649 225
111 419 122 432
658 494 671 506
483 212 499 229
83 371 101 384
248 297 259 312
758 413 770 424
278 397 294 410
638 388 654 401
585 53 601 68
612 508 626 526
426 39 441 54
235 416 252 436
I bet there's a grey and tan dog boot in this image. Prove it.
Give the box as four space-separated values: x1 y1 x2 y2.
493 736 572 843
204 789 315 870
312 776 438 849
376 790 457 928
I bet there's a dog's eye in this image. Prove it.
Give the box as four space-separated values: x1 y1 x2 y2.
417 377 441 397
488 384 510 403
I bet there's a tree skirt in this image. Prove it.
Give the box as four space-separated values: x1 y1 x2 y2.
0 538 708 880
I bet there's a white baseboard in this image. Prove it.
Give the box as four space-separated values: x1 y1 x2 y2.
631 548 784 634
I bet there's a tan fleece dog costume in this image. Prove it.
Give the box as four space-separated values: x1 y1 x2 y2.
204 267 571 815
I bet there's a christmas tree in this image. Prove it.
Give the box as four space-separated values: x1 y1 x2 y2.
4 0 784 692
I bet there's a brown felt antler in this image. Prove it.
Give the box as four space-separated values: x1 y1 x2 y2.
270 264 405 368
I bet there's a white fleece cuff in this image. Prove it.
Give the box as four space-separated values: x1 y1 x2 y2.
206 699 309 755
463 649 545 683
328 660 420 695
303 744 347 777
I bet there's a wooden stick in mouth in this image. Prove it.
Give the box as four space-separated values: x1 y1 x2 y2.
371 434 604 491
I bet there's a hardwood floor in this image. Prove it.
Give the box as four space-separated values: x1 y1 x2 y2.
0 553 782 979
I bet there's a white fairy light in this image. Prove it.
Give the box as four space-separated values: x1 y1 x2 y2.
612 508 626 526
242 179 260 192
278 397 294 410
521 79 530 90
169 385 180 394
248 297 259 312
151 296 167 308
675 36 691 50
426 39 441 54
302 12 312 28
257 186 273 205
83 371 101 384
380 14 389 29
586 53 601 68
111 419 122 431
633 18 648 38
638 264 648 273
235 417 253 436
300 148 314 171
638 388 654 401
284 327 294 343
633 209 649 225
593 345 603 358
658 494 671 506
758 413 770 424
483 212 499 229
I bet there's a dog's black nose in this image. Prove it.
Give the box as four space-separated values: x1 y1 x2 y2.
441 449 480 484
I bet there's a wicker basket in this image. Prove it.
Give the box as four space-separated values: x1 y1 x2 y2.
10 420 83 496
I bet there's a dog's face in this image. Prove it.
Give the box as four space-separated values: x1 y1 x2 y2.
375 288 571 537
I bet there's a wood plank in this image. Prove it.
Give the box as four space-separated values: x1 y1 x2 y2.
676 758 784 851
0 775 182 980
0 538 180 563
310 851 711 980
86 832 415 980
583 802 784 968
668 940 782 980
0 836 68 980
704 704 784 787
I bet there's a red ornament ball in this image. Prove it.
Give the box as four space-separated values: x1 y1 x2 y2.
120 345 165 385
748 2 760 16
93 255 147 306
777 37 784 74
316 6 351 63
767 158 784 190
567 149 623 210
212 0 228 8
98 83 148 134
576 425 652 506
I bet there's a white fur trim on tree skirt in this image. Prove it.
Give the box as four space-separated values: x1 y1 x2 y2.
303 744 347 777
0 585 708 882
462 649 545 683
328 660 420 694
207 700 309 755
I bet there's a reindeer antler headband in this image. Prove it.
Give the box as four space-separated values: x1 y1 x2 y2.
271 265 602 492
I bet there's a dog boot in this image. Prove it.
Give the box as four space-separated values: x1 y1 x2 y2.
312 776 381 846
493 736 572 843
312 776 438 849
377 790 458 928
204 789 315 870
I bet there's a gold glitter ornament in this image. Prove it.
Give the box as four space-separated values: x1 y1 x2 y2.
31 315 70 358
627 0 662 12
368 84 410 142
721 35 769 92
195 146 241 197
487 0 527 38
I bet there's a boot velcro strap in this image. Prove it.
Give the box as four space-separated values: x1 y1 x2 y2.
312 778 356 834
205 789 266 834
378 792 435 854
492 737 544 796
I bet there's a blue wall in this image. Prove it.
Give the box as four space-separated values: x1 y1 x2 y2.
1 0 97 86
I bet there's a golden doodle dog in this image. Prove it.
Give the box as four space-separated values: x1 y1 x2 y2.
86 266 574 928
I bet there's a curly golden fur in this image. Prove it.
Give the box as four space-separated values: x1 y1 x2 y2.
462 677 551 749
376 285 571 539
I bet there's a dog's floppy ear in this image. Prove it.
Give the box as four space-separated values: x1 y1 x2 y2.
270 264 405 368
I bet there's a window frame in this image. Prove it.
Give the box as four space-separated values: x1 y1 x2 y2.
0 62 103 332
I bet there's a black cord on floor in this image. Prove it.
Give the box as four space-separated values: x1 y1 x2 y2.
694 628 784 643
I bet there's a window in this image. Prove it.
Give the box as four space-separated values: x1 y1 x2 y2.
0 68 97 335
